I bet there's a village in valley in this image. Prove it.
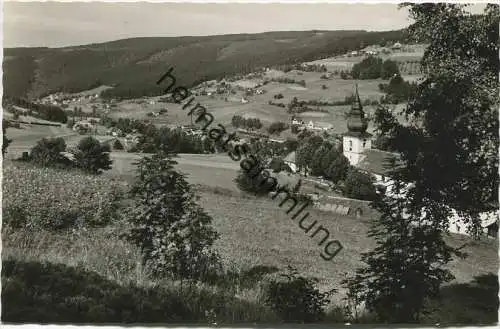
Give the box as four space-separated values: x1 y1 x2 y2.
2 2 498 326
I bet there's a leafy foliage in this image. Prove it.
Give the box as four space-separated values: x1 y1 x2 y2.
351 57 401 80
267 122 289 135
342 168 378 201
345 3 499 323
113 139 124 150
343 180 461 323
234 169 271 196
379 75 418 104
309 142 350 183
2 120 12 157
29 137 72 169
231 115 262 130
296 137 348 182
1 259 274 323
295 135 324 175
264 266 336 323
3 97 68 123
124 153 220 280
269 157 289 173
72 137 113 174
380 59 400 79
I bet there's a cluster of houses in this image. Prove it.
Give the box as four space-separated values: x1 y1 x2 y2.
291 117 333 132
284 85 498 238
42 93 101 107
147 108 168 117
346 42 403 58
188 78 266 104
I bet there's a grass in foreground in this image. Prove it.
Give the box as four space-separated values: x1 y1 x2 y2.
2 162 497 324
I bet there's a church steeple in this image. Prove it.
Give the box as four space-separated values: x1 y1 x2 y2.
346 84 368 135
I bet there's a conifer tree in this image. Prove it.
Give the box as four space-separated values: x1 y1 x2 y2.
124 152 220 280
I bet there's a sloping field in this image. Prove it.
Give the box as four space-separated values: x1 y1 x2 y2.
197 191 498 303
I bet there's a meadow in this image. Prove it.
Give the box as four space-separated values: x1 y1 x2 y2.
3 158 497 323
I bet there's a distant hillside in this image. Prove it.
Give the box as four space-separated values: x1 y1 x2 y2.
3 30 406 100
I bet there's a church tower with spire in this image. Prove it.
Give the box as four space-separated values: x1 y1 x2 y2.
343 84 373 165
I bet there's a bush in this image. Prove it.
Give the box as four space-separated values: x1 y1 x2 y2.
309 143 350 183
72 137 113 174
113 139 124 150
342 168 377 201
2 163 125 230
234 169 272 196
268 122 288 135
380 59 400 79
29 137 72 169
264 266 336 323
269 157 288 173
3 119 12 157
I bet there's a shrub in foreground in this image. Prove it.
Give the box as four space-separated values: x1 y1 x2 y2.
1 259 275 323
264 266 336 323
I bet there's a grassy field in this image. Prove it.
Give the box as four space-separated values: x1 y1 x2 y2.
3 158 497 311
103 152 499 297
108 71 385 133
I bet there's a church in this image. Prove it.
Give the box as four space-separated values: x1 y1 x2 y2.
342 85 498 238
342 85 400 185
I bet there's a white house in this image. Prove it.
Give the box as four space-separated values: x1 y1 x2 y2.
342 85 498 238
392 42 402 50
283 151 298 173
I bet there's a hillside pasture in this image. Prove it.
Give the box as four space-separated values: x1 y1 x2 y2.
196 191 498 304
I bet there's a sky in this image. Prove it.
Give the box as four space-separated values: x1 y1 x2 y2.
3 2 488 48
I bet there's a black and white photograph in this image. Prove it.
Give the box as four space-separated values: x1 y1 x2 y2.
1 1 499 325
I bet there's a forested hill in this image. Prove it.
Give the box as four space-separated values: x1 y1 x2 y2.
3 29 405 100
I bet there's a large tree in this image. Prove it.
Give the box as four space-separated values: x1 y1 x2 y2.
72 136 113 174
295 135 324 175
344 4 499 323
309 142 350 183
